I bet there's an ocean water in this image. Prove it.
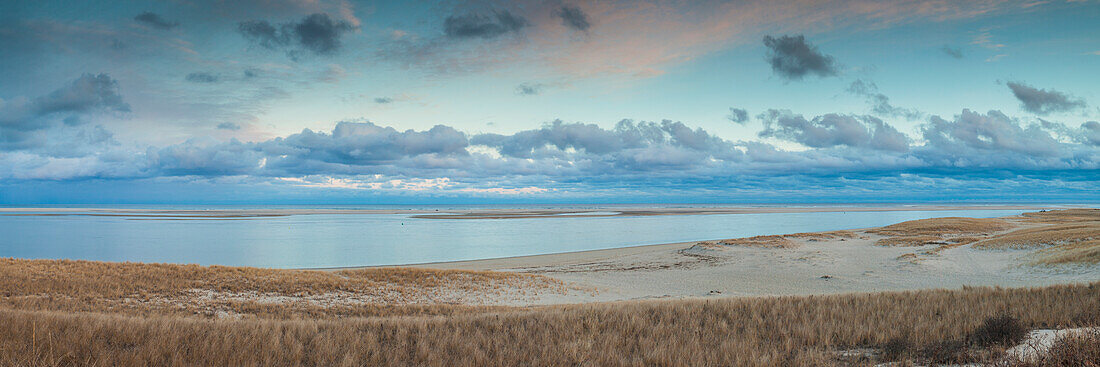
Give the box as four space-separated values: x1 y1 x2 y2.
0 207 1034 268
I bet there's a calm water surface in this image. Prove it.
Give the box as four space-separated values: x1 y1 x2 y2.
0 208 1031 268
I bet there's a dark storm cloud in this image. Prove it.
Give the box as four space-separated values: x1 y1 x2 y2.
134 12 179 30
727 108 749 124
941 46 964 59
216 122 241 130
238 13 355 57
847 80 923 120
762 35 838 81
444 11 528 39
185 72 219 83
556 6 591 31
1006 82 1087 115
758 110 910 152
515 82 544 96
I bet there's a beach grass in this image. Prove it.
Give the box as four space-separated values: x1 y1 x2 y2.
867 217 1015 237
2 281 1099 366
0 258 564 319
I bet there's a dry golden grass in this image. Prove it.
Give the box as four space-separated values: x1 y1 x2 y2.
1002 329 1100 366
0 258 564 319
974 223 1100 250
785 230 860 240
716 235 798 248
3 283 1100 366
875 235 948 247
868 217 1015 237
1021 208 1100 223
864 210 1099 265
1033 239 1100 265
710 231 858 249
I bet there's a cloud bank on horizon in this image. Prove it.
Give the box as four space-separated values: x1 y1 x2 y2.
0 0 1098 203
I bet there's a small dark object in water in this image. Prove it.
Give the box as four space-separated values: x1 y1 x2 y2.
820 275 833 279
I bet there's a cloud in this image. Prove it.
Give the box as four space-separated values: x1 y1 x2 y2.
238 20 287 49
846 80 923 120
941 45 964 59
216 122 241 130
238 13 355 58
762 35 839 81
152 138 266 176
727 108 749 124
1082 121 1100 146
556 6 591 31
133 12 179 30
470 120 743 170
32 74 130 116
294 13 356 55
920 109 1061 158
258 121 469 173
758 110 910 152
0 74 128 156
372 2 1028 80
374 97 394 104
185 72 219 83
444 10 528 40
516 82 544 96
1006 82 1087 115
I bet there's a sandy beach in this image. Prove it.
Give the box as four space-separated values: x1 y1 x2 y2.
347 209 1100 306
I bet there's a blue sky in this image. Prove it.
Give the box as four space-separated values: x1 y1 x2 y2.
0 0 1098 204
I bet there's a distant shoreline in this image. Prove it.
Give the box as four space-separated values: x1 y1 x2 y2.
0 204 1074 220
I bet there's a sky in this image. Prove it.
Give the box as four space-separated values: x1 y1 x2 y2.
0 0 1098 204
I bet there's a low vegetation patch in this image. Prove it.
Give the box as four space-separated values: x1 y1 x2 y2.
1021 208 1100 223
716 235 798 248
974 223 1100 250
1032 239 1100 265
0 258 564 319
868 217 1015 237
710 231 858 249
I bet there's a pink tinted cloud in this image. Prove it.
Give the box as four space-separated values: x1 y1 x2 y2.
491 0 1031 79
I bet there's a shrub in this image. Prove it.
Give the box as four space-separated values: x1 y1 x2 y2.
880 336 912 362
919 340 970 364
971 315 1029 348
